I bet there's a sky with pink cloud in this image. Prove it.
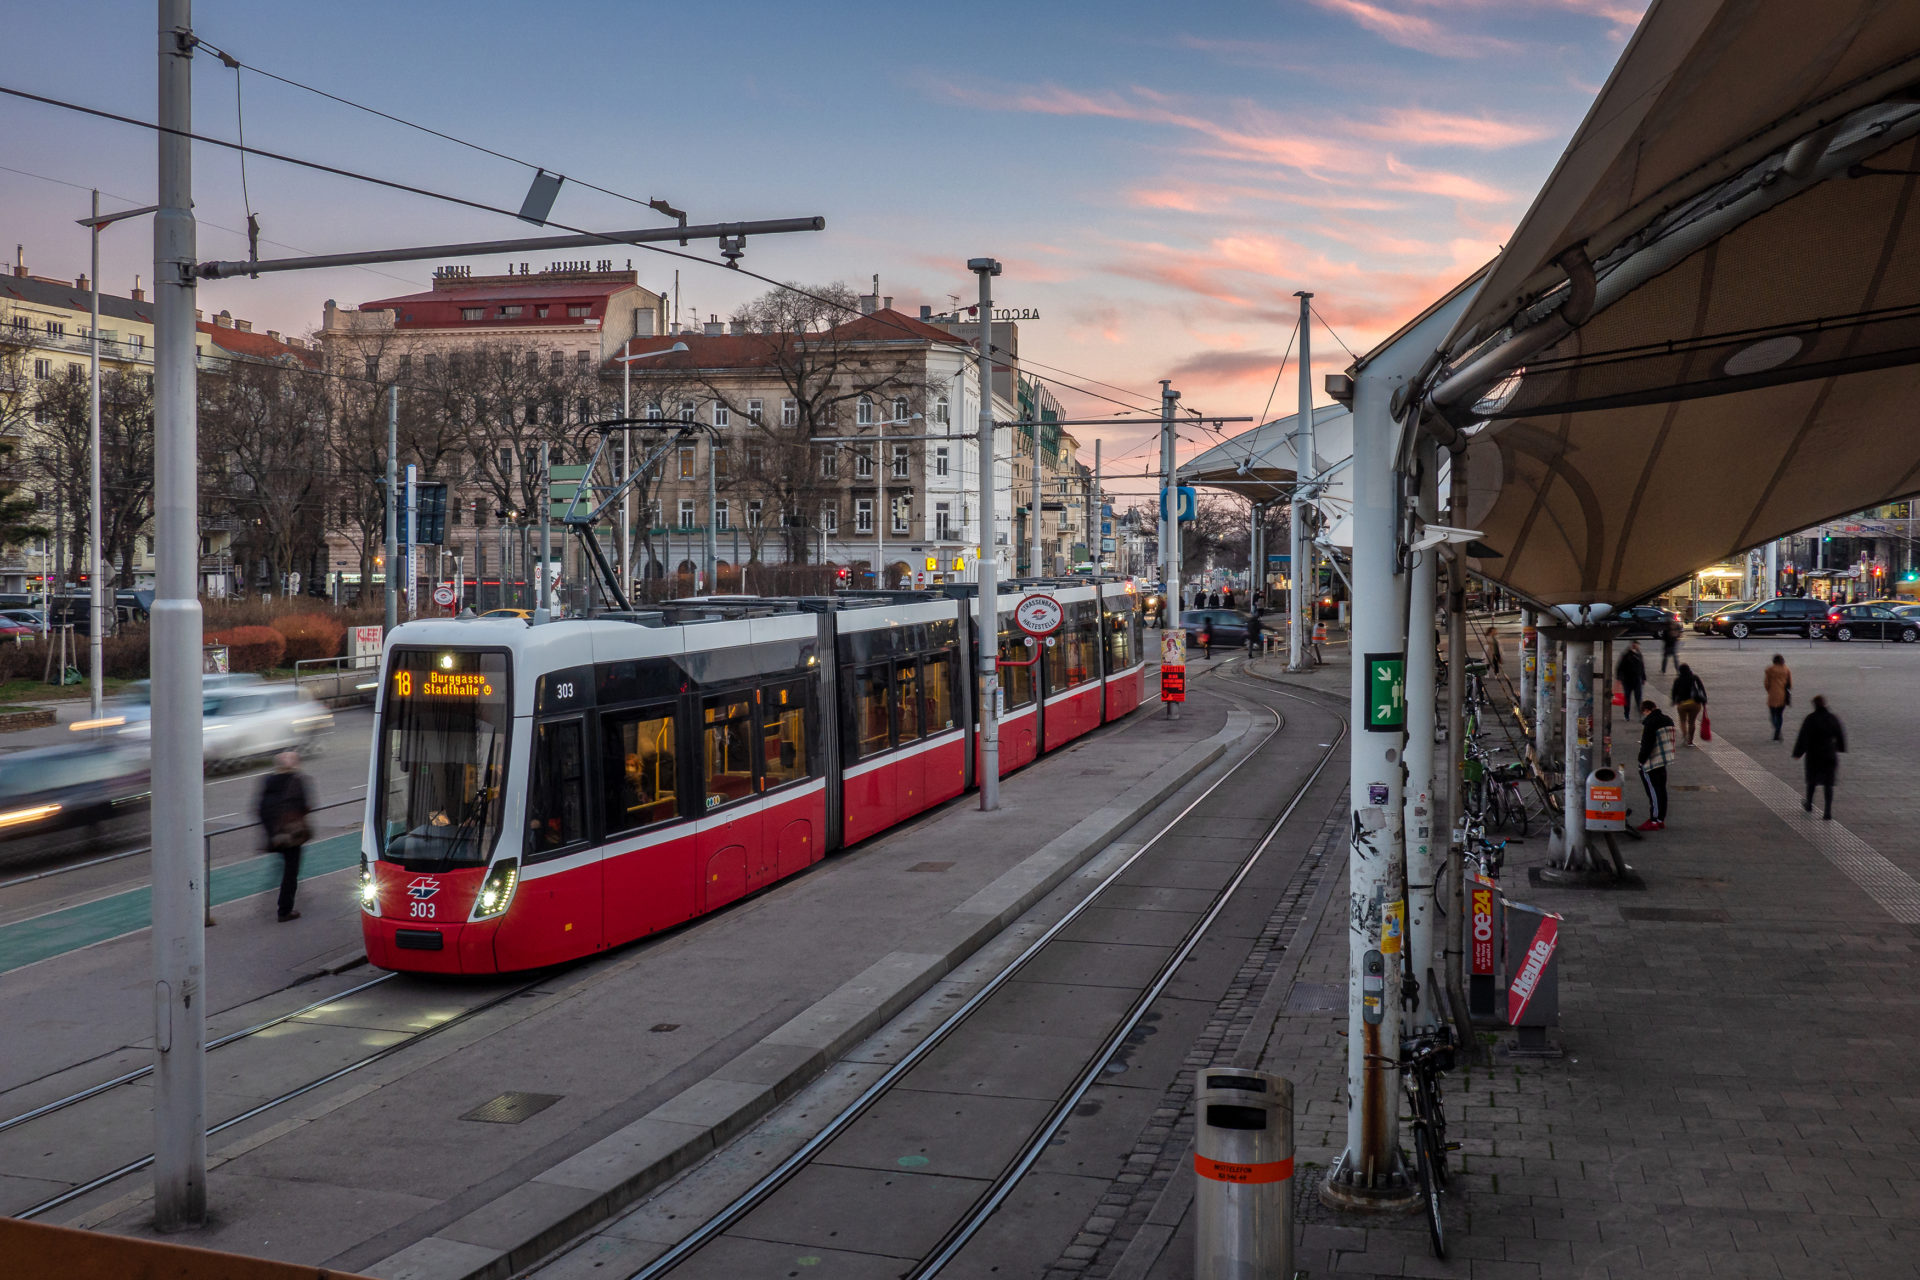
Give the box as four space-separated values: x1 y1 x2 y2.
0 0 1644 491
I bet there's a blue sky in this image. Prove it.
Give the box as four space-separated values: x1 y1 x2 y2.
1 0 1642 476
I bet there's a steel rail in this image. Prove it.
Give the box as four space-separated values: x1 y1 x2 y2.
0 972 395 1137
624 668 1304 1280
14 974 538 1221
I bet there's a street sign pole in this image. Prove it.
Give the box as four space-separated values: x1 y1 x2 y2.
384 385 397 634
1289 290 1313 670
969 258 1002 811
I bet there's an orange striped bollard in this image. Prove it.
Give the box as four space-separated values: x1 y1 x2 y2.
1194 1067 1293 1279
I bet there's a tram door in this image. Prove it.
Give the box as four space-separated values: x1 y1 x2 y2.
696 689 764 911
498 715 604 970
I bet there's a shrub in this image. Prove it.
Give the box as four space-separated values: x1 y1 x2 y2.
103 627 151 679
270 613 345 665
206 625 286 673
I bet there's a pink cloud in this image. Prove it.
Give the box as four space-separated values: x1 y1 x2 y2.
1306 0 1518 57
1352 108 1551 149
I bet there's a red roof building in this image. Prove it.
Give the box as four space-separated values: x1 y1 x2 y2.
334 265 668 365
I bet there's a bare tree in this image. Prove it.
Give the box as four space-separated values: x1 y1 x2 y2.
21 365 153 585
0 330 50 554
201 357 329 593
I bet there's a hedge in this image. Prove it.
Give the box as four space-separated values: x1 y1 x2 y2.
270 613 345 665
206 625 286 673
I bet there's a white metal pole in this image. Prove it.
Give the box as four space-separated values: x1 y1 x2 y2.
1328 356 1407 1203
1403 436 1440 1026
1289 290 1313 669
1093 438 1102 571
405 463 419 619
707 439 717 591
1031 401 1043 576
88 192 104 720
621 356 632 595
877 426 886 588
1562 636 1591 868
384 386 397 633
1162 381 1181 627
1765 540 1779 600
152 0 207 1228
969 258 1001 810
537 441 552 622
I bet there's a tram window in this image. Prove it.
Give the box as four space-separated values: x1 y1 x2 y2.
923 653 955 732
703 696 756 808
996 631 1035 708
1107 606 1132 670
528 720 588 856
761 682 809 788
896 661 922 743
852 666 891 760
601 707 678 833
1047 611 1099 690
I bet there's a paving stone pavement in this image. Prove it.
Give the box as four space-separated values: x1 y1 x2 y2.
1218 638 1920 1280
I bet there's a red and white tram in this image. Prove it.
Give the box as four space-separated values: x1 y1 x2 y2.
360 580 1145 973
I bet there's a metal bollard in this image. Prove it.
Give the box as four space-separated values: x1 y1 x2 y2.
1193 1067 1293 1280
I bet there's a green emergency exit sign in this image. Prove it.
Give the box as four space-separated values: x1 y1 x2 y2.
1366 653 1406 732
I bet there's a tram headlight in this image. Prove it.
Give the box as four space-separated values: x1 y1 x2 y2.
473 859 519 919
359 860 379 914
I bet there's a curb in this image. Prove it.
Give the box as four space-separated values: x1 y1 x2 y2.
0 708 56 732
367 703 1257 1280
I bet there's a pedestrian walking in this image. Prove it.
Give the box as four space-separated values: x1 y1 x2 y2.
1222 586 1235 609
1635 700 1676 830
1207 590 1220 608
1484 627 1504 675
1763 654 1793 741
1659 617 1681 672
1669 663 1707 746
1245 611 1263 656
258 749 313 922
1791 695 1846 819
1199 618 1214 658
1616 641 1646 721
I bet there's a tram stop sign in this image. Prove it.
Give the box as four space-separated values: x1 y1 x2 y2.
1014 593 1064 638
1365 653 1406 731
433 583 456 608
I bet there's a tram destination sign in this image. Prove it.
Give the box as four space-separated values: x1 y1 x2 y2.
392 667 503 703
1014 593 1064 638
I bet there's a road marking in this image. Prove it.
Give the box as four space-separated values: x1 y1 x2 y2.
1700 733 1920 924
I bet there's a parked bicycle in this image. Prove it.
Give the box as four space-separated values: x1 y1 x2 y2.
1367 1024 1460 1258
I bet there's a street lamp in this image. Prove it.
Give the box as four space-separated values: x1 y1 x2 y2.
76 193 157 721
616 341 690 595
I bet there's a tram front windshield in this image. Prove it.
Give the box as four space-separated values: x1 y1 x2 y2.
377 649 511 869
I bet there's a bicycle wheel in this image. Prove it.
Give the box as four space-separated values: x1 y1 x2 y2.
1415 1123 1447 1258
1510 786 1531 838
1484 782 1506 832
1422 1073 1450 1189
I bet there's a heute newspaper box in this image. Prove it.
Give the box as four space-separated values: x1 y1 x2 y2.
1503 898 1565 1056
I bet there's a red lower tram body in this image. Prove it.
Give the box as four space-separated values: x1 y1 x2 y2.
362 581 1148 974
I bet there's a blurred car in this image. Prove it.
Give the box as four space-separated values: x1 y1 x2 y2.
1691 600 1750 633
479 608 531 620
0 742 150 860
1179 609 1254 647
1709 596 1827 638
1821 602 1919 642
0 608 45 631
120 681 331 765
94 673 265 730
1894 603 1920 621
1611 604 1682 637
0 617 33 640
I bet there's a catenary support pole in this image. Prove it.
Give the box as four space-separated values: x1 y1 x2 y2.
87 192 104 721
1403 436 1440 1026
1561 637 1591 868
152 0 206 1229
405 463 418 620
970 258 1001 810
536 440 552 623
384 386 397 634
1765 541 1778 600
1288 291 1313 669
1535 626 1553 762
1030 401 1043 576
1443 457 1470 1036
1093 439 1102 571
707 439 718 590
1161 380 1182 721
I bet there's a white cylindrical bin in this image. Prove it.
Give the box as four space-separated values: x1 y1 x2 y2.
1194 1067 1293 1280
1585 767 1627 832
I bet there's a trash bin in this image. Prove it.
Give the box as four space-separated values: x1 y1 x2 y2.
1193 1067 1292 1280
1584 768 1626 831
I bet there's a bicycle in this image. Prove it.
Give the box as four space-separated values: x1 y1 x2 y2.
1367 1024 1460 1258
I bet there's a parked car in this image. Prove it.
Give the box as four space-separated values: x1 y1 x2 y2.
0 608 46 630
478 608 531 620
1708 596 1827 639
0 618 34 640
1894 603 1920 621
0 742 150 862
1691 600 1751 633
119 681 331 765
1178 609 1254 647
1611 604 1683 638
1822 603 1920 643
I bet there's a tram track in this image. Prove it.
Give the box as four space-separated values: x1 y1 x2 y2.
575 663 1347 1280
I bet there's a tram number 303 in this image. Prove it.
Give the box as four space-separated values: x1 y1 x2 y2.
410 901 436 919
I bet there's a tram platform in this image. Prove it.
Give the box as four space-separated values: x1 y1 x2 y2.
8 656 1258 1277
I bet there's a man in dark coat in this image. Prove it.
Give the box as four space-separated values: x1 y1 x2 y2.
1616 642 1646 721
1635 700 1676 830
258 749 313 921
1245 611 1263 656
1791 695 1847 820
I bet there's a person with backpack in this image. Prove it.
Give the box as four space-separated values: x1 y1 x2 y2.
1635 699 1676 830
1670 663 1707 747
1792 695 1847 820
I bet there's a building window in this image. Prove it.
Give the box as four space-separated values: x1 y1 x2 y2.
45 320 65 338
33 358 50 380
893 396 909 424
678 499 695 528
935 503 952 539
891 444 909 479
568 304 591 318
536 305 550 319
821 504 838 534
365 357 379 380
933 393 949 425
130 334 145 353
854 499 874 534
712 402 729 428
550 350 564 372
646 402 662 421
892 497 909 534
679 399 696 424
648 498 662 526
677 446 696 480
935 446 949 478
747 499 764 528
819 448 837 479
576 349 591 370
397 353 411 374
747 446 764 474
856 395 874 426
855 447 873 480
712 444 728 473
715 500 730 529
498 446 514 476
500 305 523 318
747 398 763 425
780 398 798 427
461 308 484 321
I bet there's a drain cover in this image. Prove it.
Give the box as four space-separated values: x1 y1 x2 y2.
1621 906 1730 923
462 1091 563 1124
1285 982 1344 1012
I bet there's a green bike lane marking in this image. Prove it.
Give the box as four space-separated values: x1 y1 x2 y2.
0 832 362 976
